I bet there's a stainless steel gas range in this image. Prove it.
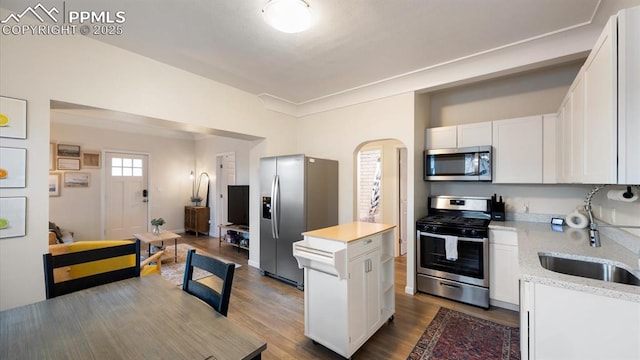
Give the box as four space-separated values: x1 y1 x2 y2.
416 196 491 309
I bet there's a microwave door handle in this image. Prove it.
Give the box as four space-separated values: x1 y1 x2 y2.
474 152 480 175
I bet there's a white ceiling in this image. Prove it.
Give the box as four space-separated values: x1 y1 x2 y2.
6 0 639 105
5 0 640 136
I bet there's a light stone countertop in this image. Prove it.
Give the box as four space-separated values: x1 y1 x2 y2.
490 221 640 303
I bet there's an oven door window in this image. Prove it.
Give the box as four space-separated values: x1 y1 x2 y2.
420 234 485 279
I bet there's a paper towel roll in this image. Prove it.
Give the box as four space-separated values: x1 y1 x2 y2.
607 189 638 202
565 211 588 229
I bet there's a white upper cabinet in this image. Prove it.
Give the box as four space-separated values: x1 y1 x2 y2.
425 122 492 150
582 15 617 184
542 114 557 184
425 125 457 149
493 115 543 183
556 7 640 184
457 122 493 148
618 6 640 184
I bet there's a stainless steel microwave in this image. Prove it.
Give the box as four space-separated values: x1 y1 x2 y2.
424 146 492 181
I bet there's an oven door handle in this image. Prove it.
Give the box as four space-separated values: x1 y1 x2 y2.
418 231 487 243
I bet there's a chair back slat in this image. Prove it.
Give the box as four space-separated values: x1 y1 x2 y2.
182 249 235 316
43 240 141 299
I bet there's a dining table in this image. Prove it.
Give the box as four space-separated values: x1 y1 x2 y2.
0 274 266 359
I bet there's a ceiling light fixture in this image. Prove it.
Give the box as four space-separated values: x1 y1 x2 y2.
262 0 312 34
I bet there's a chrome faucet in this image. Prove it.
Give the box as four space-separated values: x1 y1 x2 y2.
584 185 640 248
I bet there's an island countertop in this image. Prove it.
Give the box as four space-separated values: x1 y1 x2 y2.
302 222 395 242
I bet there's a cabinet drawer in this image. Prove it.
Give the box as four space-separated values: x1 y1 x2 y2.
489 229 518 246
348 235 381 259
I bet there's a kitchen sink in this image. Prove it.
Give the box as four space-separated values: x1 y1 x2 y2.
538 253 640 286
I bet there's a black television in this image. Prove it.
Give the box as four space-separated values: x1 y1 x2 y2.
227 185 249 227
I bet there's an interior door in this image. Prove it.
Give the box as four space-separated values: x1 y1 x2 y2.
104 152 149 239
216 152 236 228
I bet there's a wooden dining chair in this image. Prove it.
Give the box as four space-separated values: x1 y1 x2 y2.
43 239 141 299
182 249 235 316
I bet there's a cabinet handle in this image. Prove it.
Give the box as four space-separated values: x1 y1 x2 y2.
364 239 372 245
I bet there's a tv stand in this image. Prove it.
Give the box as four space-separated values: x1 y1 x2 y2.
218 223 250 256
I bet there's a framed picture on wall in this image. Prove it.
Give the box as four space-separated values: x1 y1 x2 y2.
64 172 89 188
0 147 27 188
0 96 27 140
0 196 27 239
57 144 81 158
50 142 56 171
57 158 80 170
49 173 60 197
82 151 101 169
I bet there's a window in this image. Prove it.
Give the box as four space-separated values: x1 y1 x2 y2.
111 157 143 177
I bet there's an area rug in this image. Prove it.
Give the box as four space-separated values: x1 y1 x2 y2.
142 243 240 286
407 307 520 360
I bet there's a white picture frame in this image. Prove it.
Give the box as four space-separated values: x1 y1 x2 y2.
0 147 27 188
64 172 90 188
57 158 80 171
49 173 60 197
0 96 27 140
0 197 27 239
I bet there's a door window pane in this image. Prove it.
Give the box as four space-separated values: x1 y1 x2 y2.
110 157 143 177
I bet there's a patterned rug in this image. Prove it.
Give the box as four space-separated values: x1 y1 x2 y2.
142 243 240 286
408 307 520 360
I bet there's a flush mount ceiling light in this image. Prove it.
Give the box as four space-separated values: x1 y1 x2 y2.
262 0 312 33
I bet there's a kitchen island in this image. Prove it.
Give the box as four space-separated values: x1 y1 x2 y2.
490 221 640 360
293 222 395 359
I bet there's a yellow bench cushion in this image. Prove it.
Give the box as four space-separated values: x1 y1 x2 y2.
66 240 136 279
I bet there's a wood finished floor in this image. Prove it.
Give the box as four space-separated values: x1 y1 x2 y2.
179 233 519 360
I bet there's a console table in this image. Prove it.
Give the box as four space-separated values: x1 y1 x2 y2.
184 206 210 236
218 223 250 255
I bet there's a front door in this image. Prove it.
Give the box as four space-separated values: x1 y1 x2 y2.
104 151 149 239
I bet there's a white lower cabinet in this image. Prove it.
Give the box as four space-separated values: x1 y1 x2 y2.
520 281 640 360
489 229 519 310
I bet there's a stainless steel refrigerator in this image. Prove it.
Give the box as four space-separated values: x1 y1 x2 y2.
260 154 338 289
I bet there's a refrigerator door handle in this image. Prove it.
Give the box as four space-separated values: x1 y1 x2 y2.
270 175 277 239
273 175 280 239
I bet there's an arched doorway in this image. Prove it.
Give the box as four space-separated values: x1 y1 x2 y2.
355 139 408 256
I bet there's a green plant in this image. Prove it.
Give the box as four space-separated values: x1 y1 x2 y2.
150 218 165 226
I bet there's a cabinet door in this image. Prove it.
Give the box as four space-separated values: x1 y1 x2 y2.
489 243 519 305
533 283 640 360
365 249 381 334
347 249 381 349
542 114 557 184
570 73 585 183
348 254 368 347
618 7 640 184
425 126 457 149
582 16 617 184
457 122 492 147
492 116 543 183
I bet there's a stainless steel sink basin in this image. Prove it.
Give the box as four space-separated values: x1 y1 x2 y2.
538 253 640 286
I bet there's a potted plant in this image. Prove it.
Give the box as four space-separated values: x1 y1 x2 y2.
190 195 203 206
151 217 165 236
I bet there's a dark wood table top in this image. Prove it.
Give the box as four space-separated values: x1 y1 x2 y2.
0 275 266 359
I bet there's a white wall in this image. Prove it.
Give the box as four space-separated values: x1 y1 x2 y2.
0 8 296 310
50 121 195 240
429 62 582 127
194 135 254 233
297 92 418 293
